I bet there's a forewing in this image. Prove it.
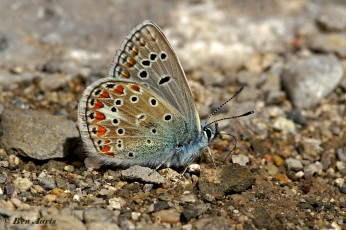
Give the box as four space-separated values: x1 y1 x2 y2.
109 21 200 138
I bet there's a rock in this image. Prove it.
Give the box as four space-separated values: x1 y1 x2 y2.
143 184 153 192
48 214 86 230
274 173 290 183
199 164 256 199
38 176 57 190
281 55 343 109
44 194 57 202
194 217 232 230
39 73 73 92
273 155 284 167
180 203 210 222
84 207 118 224
108 197 126 210
336 149 346 163
272 117 296 133
121 165 165 184
265 90 286 105
340 187 346 194
5 185 15 195
309 33 346 58
0 108 79 160
153 201 170 212
0 172 7 184
187 164 201 174
13 178 33 192
286 109 307 126
267 163 279 176
231 154 249 166
285 158 303 171
253 208 275 229
0 161 9 168
0 71 36 88
87 222 121 230
152 209 180 224
304 162 323 176
317 5 346 31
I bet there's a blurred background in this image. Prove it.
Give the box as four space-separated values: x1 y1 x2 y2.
0 0 345 229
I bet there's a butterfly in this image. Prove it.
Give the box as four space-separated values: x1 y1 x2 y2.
78 21 253 169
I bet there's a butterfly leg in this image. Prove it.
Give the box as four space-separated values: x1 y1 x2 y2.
149 150 178 176
207 146 217 168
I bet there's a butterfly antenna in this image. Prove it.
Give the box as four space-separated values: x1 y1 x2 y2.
205 86 245 124
222 133 237 163
206 110 254 127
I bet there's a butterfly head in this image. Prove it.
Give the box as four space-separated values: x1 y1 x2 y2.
201 122 218 145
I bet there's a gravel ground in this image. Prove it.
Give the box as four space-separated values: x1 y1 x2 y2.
0 0 345 229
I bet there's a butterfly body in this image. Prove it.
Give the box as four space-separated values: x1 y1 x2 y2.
78 21 217 168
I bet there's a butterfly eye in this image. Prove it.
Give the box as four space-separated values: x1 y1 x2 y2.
203 127 213 140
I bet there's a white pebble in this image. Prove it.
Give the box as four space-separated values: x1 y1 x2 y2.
131 212 141 220
334 178 344 188
73 194 80 201
295 171 304 179
232 154 249 166
187 164 200 173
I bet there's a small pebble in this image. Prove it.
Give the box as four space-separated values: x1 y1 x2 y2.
286 158 303 171
44 194 57 202
64 165 74 172
187 163 201 173
304 162 323 176
152 209 180 224
273 155 284 167
13 178 33 192
0 161 9 168
273 117 296 133
295 171 305 179
232 154 249 166
267 163 279 176
334 178 344 188
9 155 20 167
274 173 290 183
143 184 153 192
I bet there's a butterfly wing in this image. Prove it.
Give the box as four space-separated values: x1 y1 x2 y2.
108 21 201 140
78 78 193 167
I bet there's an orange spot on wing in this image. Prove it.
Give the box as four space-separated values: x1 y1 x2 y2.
101 145 111 152
104 140 110 144
96 125 106 137
121 70 130 78
92 100 104 110
93 112 105 123
140 39 146 46
131 48 138 56
104 152 114 157
130 85 140 92
124 58 135 68
98 91 110 98
113 85 124 94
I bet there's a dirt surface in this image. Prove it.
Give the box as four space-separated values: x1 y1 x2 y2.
0 0 345 229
